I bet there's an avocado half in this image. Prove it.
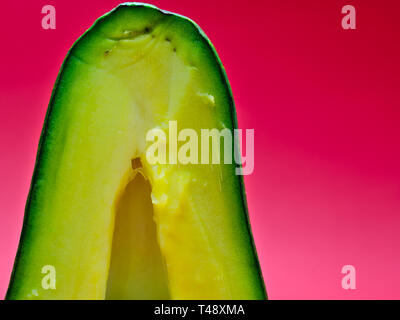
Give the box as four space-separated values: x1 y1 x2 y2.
6 3 266 300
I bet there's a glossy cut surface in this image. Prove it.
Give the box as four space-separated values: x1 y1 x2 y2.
7 3 266 300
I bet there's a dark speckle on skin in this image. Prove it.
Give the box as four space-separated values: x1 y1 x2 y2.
165 37 171 42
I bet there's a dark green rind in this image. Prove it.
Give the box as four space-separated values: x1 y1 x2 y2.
6 3 267 300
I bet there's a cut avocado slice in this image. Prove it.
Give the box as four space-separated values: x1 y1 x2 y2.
6 3 266 300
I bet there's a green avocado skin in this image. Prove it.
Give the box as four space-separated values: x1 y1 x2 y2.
6 3 267 300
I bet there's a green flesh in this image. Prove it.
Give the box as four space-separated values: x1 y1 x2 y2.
6 3 266 300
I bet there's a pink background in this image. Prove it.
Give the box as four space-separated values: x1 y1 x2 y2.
1 0 399 299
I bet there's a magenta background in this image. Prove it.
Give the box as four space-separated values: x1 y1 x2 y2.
1 0 399 299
